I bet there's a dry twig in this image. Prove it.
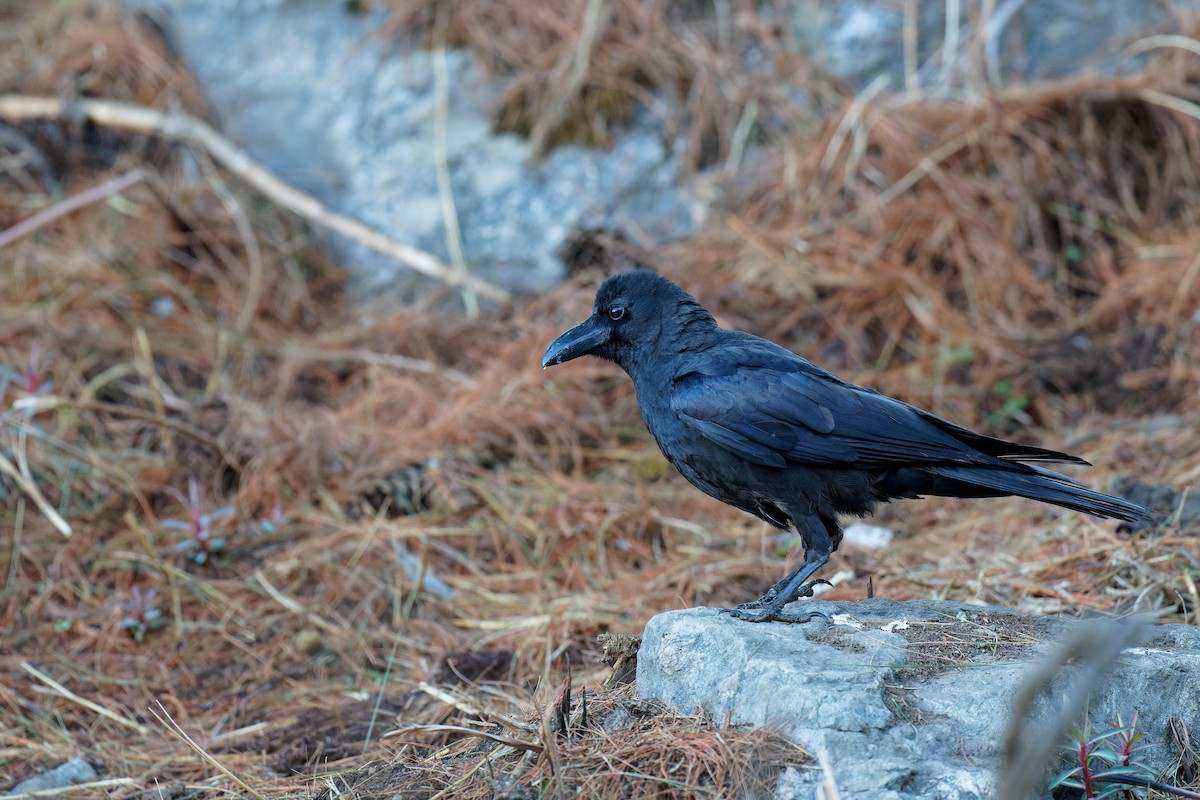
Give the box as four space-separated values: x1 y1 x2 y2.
0 167 147 249
0 94 511 303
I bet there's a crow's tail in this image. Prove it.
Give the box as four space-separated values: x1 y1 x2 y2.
931 464 1153 524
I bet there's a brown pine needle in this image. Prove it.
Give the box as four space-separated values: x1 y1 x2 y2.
385 723 543 752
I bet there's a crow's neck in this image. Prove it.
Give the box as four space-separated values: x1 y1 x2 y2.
666 298 717 349
621 299 717 378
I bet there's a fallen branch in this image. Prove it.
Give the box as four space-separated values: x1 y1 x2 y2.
0 426 72 537
0 166 147 249
0 94 512 304
21 661 145 732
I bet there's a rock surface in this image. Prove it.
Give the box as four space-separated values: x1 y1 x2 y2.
637 599 1200 800
12 757 98 794
787 0 1200 90
123 0 695 300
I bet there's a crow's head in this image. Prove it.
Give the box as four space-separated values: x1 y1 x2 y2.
541 270 715 373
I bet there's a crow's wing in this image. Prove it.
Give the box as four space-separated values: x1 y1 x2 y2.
669 343 1080 470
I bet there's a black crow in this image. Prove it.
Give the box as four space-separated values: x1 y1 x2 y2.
542 271 1153 623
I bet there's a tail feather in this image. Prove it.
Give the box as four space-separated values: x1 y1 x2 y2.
918 411 1092 465
932 464 1153 524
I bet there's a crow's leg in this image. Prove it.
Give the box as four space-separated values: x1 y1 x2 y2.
727 548 830 622
733 561 832 611
726 512 836 623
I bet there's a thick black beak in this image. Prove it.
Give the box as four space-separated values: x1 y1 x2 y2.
542 316 609 368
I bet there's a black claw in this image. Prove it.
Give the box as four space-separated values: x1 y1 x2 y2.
796 578 834 597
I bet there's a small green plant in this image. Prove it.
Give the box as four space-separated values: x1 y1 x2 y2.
119 587 163 642
935 342 977 371
1051 711 1149 798
932 342 977 409
1052 710 1200 799
985 379 1031 428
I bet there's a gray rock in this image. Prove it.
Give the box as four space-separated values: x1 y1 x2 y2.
638 599 1200 800
788 0 1200 90
12 757 98 794
122 0 696 299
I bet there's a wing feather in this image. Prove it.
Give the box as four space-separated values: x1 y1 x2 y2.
670 347 1017 470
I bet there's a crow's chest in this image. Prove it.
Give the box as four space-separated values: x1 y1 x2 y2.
635 379 724 466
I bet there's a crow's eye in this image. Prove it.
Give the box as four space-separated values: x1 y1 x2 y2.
608 306 626 322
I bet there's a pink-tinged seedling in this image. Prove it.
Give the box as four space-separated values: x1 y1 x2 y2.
1051 709 1198 799
257 502 286 534
25 340 45 394
1 339 54 410
164 477 235 565
119 587 163 642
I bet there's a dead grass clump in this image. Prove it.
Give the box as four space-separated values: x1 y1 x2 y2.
668 69 1200 430
0 158 339 517
0 0 207 203
0 1 204 108
357 685 807 799
380 0 842 165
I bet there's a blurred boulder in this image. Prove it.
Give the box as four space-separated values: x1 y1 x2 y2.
122 0 696 301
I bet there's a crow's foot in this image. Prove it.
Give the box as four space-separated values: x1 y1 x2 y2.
733 597 767 613
724 580 834 623
722 605 830 624
733 578 832 614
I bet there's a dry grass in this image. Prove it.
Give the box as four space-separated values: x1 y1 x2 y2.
352 682 807 799
1 2 1198 798
379 0 843 165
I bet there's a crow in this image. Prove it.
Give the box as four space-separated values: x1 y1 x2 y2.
542 270 1153 623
